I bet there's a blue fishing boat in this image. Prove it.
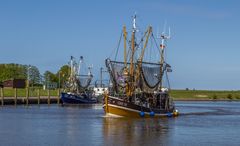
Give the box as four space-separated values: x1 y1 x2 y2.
61 92 97 104
61 56 97 104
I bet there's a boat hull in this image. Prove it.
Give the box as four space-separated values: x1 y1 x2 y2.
103 95 178 118
61 92 97 104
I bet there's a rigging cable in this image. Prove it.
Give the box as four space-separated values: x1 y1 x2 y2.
151 34 161 58
108 31 123 61
165 71 171 91
114 31 123 61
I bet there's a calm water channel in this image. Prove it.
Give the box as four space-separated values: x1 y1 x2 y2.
0 101 240 146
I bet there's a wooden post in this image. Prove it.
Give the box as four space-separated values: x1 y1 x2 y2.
57 88 60 104
1 88 4 106
48 89 50 105
104 93 109 113
37 88 40 105
14 88 17 106
26 88 29 106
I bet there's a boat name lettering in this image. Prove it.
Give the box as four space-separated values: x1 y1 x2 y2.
117 101 127 107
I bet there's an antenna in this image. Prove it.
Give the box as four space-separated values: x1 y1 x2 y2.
157 27 160 38
132 12 139 33
158 23 171 90
168 27 171 39
132 13 137 32
162 21 167 36
158 24 171 50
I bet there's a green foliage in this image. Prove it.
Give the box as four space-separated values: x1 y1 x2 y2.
0 63 70 89
57 65 70 88
212 94 218 100
170 90 240 100
227 94 232 100
28 65 41 86
235 95 240 100
1 88 59 97
43 71 58 83
0 64 27 82
0 64 41 87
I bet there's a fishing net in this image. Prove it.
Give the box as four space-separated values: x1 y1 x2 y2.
140 62 161 88
137 63 161 93
108 60 128 88
106 59 163 94
77 75 92 88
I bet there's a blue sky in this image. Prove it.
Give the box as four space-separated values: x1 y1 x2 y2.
0 0 240 90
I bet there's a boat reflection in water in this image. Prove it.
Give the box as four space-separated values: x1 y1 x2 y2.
102 117 171 145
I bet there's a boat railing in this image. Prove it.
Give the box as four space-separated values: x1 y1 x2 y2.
112 93 127 98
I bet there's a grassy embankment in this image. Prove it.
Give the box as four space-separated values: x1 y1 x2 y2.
1 88 59 97
1 88 240 101
170 90 240 101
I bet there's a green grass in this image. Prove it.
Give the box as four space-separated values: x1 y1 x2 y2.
1 88 240 101
0 88 60 97
170 89 240 100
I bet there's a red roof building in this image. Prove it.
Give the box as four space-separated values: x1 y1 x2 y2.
3 79 26 88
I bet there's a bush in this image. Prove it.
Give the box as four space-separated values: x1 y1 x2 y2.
212 94 218 100
235 95 240 100
227 94 232 100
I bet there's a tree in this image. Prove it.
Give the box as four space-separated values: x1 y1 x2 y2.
0 63 27 81
28 65 41 86
57 65 70 88
43 71 58 84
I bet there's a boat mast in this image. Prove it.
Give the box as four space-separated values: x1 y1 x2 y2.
136 26 152 84
127 14 137 97
70 56 74 78
159 28 170 90
78 56 83 75
123 26 127 67
138 26 152 63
